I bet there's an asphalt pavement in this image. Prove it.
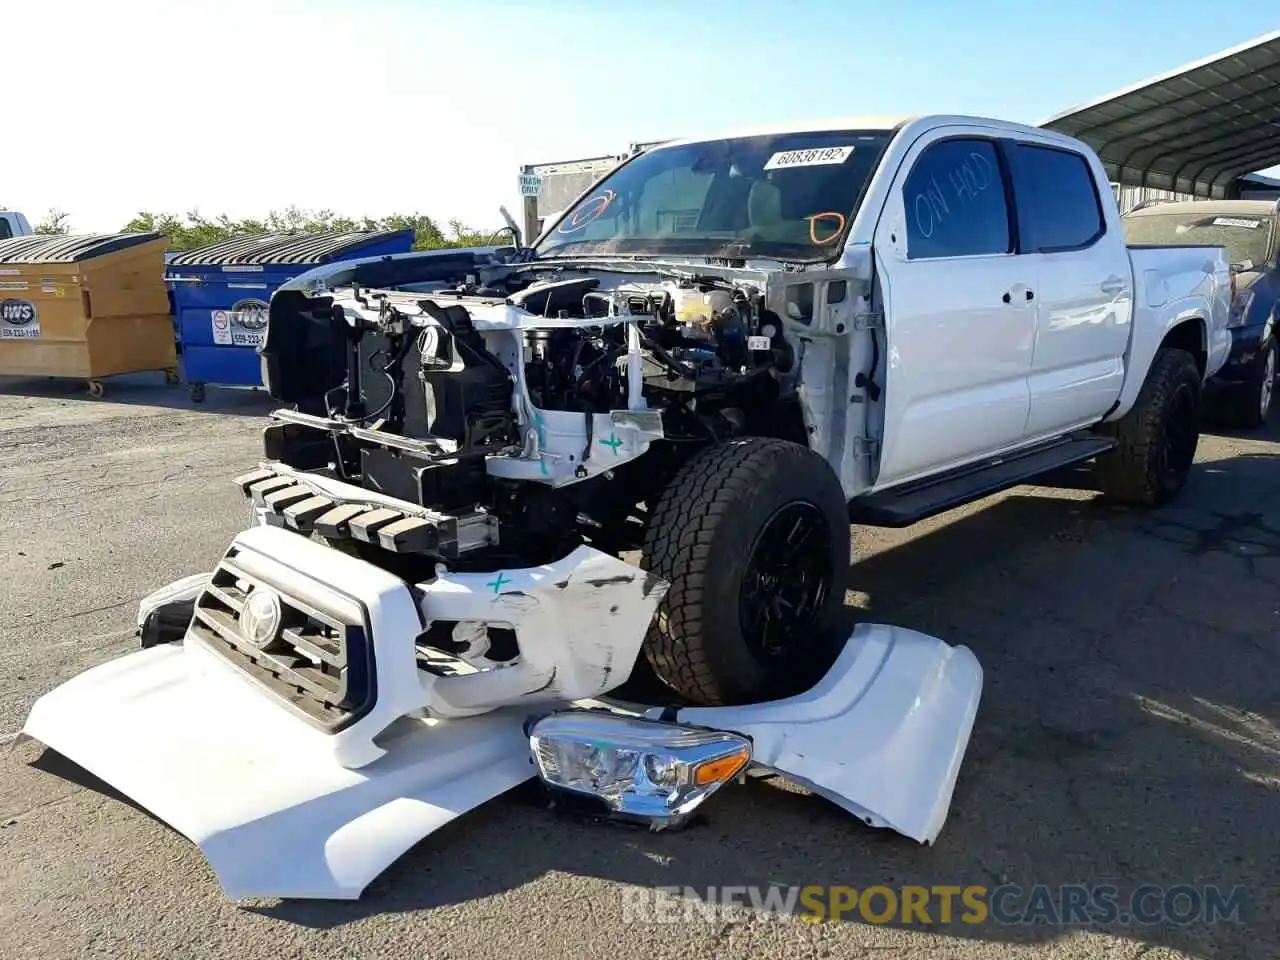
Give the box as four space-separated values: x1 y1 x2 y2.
0 373 1276 960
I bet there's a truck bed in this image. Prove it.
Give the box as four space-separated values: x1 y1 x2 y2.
1125 240 1233 390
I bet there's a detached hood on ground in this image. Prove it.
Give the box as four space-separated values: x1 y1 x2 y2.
22 640 537 900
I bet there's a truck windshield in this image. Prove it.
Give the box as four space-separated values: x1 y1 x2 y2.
1123 211 1274 269
534 130 896 263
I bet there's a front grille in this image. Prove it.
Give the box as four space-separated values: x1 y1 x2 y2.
190 548 375 731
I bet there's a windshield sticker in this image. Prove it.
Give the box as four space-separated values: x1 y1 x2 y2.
763 145 855 171
806 212 847 245
1212 217 1263 229
558 190 617 234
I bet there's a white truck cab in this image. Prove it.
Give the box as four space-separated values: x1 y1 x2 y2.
0 211 33 240
786 115 1233 506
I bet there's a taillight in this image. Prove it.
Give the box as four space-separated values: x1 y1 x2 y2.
1227 288 1255 329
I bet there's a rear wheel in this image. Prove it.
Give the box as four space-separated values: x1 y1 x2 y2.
1094 347 1202 507
641 437 851 705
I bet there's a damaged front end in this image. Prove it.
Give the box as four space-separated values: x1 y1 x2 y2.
23 519 981 900
22 236 980 896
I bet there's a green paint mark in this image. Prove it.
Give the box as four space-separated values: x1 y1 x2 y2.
600 432 623 455
487 572 512 594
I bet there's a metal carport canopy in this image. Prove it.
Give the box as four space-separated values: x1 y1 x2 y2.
1038 30 1280 199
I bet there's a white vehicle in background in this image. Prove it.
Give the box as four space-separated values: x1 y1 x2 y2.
24 114 1230 902
0 211 33 239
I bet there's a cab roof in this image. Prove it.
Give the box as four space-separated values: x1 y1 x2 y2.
649 114 1076 151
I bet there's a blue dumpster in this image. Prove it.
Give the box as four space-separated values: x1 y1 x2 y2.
167 230 415 401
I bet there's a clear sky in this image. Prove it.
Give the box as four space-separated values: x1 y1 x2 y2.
4 0 1275 233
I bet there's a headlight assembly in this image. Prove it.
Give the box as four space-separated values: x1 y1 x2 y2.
528 711 751 830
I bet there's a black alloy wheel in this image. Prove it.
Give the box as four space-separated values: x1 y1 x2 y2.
739 501 834 660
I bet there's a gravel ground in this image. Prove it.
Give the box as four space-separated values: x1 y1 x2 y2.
0 374 1277 960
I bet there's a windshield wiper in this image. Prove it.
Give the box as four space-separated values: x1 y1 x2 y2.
508 257 699 281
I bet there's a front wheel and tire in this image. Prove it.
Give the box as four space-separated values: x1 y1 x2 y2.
1094 346 1203 507
641 437 851 706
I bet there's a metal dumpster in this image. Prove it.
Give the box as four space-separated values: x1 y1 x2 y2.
0 233 177 397
167 230 416 402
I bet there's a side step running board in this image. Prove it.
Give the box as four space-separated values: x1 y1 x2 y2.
849 434 1116 528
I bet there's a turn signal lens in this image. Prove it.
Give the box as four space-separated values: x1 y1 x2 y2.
693 750 750 786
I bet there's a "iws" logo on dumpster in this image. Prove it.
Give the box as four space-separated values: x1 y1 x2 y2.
211 298 269 347
0 298 40 338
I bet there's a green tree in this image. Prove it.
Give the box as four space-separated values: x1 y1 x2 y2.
121 210 252 249
118 207 501 252
34 209 72 235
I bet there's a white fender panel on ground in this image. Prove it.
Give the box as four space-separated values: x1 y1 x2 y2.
659 623 983 845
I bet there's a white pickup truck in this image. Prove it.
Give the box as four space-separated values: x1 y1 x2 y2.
0 211 33 240
23 114 1231 901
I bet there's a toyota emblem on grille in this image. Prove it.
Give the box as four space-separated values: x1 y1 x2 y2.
242 588 283 649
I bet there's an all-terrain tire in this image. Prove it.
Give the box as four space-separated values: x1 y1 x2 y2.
1094 347 1202 507
640 437 851 706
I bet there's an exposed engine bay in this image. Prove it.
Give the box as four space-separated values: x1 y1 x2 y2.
259 254 811 573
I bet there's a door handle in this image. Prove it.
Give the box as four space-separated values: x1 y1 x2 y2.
1002 289 1035 304
1100 276 1128 295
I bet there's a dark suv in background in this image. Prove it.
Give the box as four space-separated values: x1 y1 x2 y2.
1124 199 1280 428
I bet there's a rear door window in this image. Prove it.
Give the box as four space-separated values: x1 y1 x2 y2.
1011 144 1105 252
903 138 1011 260
0 219 12 240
